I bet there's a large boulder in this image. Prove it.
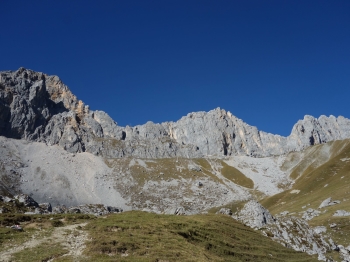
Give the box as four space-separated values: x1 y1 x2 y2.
319 197 340 209
13 194 38 207
233 200 275 229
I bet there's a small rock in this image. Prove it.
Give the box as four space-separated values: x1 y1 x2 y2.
313 226 327 234
302 208 320 221
39 203 52 213
174 207 186 215
280 211 289 216
216 208 233 216
329 223 337 228
188 164 201 172
10 225 23 231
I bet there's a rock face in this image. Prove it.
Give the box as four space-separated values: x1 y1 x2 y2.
232 201 340 261
266 216 332 261
2 68 350 158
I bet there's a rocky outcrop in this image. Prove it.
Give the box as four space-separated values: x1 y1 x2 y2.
0 194 123 216
233 200 275 229
2 68 350 158
319 197 341 209
333 210 350 217
216 208 233 216
302 208 321 221
266 216 332 261
231 201 341 261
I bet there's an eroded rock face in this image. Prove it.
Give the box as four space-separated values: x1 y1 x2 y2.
232 202 338 261
2 68 350 158
266 216 332 261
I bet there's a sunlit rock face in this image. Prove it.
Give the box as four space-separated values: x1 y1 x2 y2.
1 68 350 158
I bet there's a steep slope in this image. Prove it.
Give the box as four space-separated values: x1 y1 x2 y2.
0 136 128 209
261 139 350 261
261 139 350 214
1 68 350 159
0 136 252 213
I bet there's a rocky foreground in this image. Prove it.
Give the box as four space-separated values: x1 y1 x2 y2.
2 194 350 261
219 200 350 262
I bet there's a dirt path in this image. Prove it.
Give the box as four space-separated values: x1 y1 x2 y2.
0 223 88 262
49 222 88 260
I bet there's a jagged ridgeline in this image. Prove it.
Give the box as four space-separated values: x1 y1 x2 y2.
2 68 350 261
1 68 350 158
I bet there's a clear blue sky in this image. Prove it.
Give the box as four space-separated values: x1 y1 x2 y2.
1 1 349 136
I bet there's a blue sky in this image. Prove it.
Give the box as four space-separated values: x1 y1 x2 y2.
1 1 349 136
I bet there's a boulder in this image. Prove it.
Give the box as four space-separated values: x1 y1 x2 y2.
14 194 38 207
313 226 327 234
333 210 350 217
174 207 186 215
233 200 275 229
106 206 123 213
39 203 52 213
302 208 321 221
52 205 67 214
216 208 233 216
318 197 340 209
68 207 81 214
3 196 12 203
188 164 201 172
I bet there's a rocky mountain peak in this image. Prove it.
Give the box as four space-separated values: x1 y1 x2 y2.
1 68 350 158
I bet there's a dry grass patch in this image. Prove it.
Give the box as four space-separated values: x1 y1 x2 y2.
221 161 254 189
12 242 68 262
83 211 317 262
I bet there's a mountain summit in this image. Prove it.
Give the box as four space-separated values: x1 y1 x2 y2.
1 68 350 158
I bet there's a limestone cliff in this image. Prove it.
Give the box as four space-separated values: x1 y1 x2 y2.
1 68 350 158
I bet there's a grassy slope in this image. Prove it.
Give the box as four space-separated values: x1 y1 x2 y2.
105 157 254 191
83 211 317 262
221 161 254 189
0 212 317 262
261 139 350 246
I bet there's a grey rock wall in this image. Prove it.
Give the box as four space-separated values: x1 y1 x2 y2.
1 68 350 158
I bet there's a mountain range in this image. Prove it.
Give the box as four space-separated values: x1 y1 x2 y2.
1 68 350 261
